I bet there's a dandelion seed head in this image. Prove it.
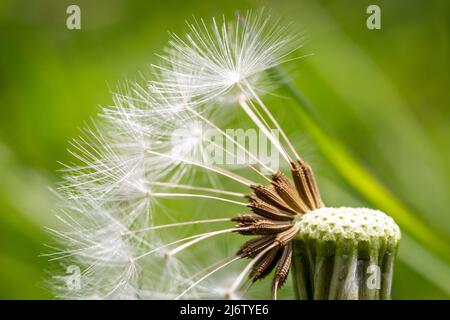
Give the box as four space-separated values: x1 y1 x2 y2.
49 10 310 300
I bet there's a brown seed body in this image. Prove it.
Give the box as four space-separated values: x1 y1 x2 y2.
233 160 324 298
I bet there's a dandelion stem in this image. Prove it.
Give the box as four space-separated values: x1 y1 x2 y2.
238 96 291 164
134 227 245 261
175 256 241 300
205 139 272 183
229 243 277 293
168 227 241 256
243 81 302 162
152 193 248 206
188 107 276 176
145 149 255 186
124 218 231 234
147 182 245 197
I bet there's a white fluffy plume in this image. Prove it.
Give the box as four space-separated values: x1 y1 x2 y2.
48 10 301 300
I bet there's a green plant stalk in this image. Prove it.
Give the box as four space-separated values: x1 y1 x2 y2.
270 68 450 263
327 242 358 299
292 207 400 300
291 238 312 299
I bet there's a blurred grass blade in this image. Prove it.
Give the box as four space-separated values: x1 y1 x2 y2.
273 68 450 263
399 234 450 296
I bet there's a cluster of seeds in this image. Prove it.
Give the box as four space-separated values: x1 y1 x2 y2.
231 160 323 298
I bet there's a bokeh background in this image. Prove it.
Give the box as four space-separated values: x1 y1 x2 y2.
0 0 449 299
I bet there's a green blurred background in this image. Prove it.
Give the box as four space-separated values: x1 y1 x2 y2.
0 0 449 299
